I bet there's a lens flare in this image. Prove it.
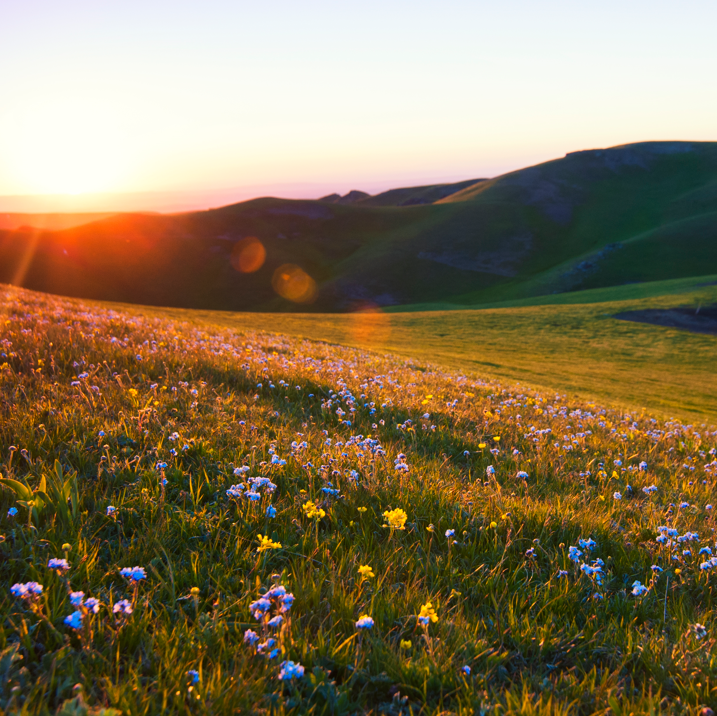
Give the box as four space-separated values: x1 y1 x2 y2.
230 237 266 273
349 303 391 346
272 264 317 304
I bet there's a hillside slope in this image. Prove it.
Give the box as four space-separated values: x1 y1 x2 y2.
1 141 716 311
1 285 717 714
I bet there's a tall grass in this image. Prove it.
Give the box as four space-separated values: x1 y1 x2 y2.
1 285 716 714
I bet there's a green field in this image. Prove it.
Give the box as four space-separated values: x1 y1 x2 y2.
3 285 717 714
125 277 717 424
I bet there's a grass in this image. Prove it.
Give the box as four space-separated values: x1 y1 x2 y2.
2 284 717 714
133 278 717 424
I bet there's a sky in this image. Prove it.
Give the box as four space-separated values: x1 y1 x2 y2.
1 0 716 212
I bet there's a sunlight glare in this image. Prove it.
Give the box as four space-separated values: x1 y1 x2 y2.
230 237 266 273
272 264 317 304
8 109 129 196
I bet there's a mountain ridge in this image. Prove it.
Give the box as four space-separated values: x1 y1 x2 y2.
1 140 716 312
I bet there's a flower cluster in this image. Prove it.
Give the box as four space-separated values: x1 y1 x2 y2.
278 660 304 680
418 601 438 626
245 585 296 663
256 534 282 552
355 614 374 629
11 582 43 600
302 500 326 520
120 566 147 582
383 508 408 531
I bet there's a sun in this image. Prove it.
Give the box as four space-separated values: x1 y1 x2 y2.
18 142 124 196
8 110 130 196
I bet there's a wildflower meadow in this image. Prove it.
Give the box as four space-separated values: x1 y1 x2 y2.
1 286 717 714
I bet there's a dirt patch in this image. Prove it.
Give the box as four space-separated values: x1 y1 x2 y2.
614 305 717 335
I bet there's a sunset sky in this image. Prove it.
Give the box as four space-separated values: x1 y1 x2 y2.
1 0 716 212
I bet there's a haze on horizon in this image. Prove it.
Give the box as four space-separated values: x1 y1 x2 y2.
1 0 716 213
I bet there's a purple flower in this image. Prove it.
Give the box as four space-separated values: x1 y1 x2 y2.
113 599 133 616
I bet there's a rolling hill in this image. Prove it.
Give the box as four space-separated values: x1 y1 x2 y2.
0 211 119 231
1 141 716 312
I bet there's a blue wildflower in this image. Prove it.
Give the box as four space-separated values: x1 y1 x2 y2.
48 558 70 572
64 611 83 629
278 661 305 680
355 615 374 629
244 629 260 645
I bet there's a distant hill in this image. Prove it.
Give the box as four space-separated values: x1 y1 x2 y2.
319 178 485 207
1 141 716 311
0 212 119 231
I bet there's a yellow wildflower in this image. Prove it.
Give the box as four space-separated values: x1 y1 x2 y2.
256 534 282 552
357 507 367 513
400 639 412 649
383 508 407 531
493 436 500 442
128 388 138 397
358 564 375 580
302 500 326 520
418 601 438 624
478 443 486 449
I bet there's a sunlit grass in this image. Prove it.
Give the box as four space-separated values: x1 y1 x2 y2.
1 285 717 714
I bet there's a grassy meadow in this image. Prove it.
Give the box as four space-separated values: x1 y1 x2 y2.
138 277 717 424
2 285 717 714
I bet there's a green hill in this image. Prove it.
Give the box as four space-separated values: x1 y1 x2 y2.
1 141 716 311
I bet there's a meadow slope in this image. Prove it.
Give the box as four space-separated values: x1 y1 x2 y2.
2 286 717 714
129 277 717 424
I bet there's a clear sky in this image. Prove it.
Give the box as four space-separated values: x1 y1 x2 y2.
1 0 716 211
